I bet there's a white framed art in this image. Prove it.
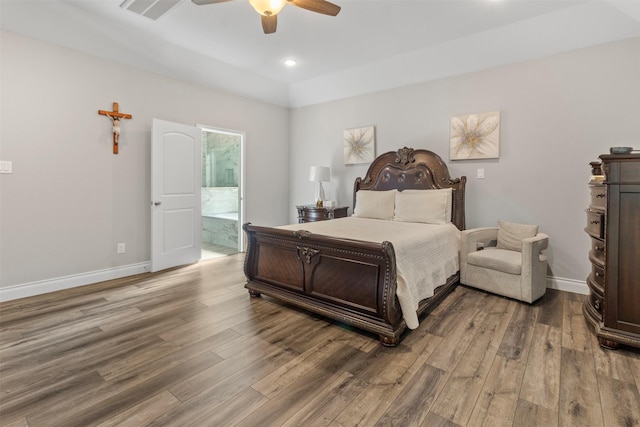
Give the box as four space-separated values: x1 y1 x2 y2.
344 126 375 164
450 111 500 160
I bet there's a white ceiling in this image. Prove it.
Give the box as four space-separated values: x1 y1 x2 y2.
1 0 639 107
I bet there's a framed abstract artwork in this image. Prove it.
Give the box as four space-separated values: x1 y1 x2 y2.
450 111 500 160
344 126 375 164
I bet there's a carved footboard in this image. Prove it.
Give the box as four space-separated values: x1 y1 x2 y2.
243 223 407 345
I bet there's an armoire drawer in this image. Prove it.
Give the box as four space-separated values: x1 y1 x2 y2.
589 185 606 209
590 238 605 264
585 209 604 239
590 292 604 316
592 264 605 287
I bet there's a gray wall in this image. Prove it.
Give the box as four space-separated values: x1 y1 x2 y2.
289 37 640 290
2 30 638 299
0 31 289 293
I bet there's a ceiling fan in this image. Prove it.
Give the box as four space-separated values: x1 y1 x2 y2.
192 0 341 34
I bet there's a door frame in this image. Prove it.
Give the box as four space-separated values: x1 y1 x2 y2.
197 124 246 253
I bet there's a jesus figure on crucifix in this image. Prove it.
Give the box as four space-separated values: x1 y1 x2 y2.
98 102 132 154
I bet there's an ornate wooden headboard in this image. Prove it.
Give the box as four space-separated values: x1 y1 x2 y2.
353 147 467 230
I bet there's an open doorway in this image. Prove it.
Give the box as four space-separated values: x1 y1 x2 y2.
199 126 244 260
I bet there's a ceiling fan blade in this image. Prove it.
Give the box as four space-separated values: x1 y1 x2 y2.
287 0 340 16
261 14 277 34
191 0 234 5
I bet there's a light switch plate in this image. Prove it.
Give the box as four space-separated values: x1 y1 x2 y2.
0 161 13 174
477 168 485 179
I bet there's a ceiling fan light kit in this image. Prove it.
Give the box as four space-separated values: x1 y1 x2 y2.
249 0 286 16
192 0 340 34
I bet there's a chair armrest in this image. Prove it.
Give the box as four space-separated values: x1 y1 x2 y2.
460 227 498 255
521 233 549 302
522 232 549 254
521 232 549 274
460 227 498 280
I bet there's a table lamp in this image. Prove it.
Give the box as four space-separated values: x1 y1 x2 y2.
309 166 330 207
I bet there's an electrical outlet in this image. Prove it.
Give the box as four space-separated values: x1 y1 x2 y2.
117 243 126 254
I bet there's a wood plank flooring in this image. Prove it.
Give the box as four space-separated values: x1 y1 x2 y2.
1 254 639 426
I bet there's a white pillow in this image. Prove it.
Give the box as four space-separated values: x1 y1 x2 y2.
393 189 451 224
396 188 453 224
353 190 397 220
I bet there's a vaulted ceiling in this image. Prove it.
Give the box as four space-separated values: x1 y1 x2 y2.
2 0 639 107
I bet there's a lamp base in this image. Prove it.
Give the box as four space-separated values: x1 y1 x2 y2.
314 182 325 208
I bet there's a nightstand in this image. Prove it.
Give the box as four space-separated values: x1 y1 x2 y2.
296 205 349 223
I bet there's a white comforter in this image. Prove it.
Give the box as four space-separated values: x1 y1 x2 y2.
278 217 460 329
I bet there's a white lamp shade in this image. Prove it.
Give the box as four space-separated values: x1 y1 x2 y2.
309 166 330 182
248 0 286 16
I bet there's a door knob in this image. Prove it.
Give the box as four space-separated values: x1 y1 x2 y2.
154 201 162 206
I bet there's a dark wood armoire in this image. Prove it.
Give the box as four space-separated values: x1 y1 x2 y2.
583 153 640 349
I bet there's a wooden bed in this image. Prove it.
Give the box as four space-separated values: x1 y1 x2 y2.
242 147 467 346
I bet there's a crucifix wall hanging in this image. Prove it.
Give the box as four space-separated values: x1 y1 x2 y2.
98 102 132 154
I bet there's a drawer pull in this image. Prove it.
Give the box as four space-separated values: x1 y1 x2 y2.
595 245 603 251
590 220 600 225
596 194 605 198
595 299 601 311
595 271 602 277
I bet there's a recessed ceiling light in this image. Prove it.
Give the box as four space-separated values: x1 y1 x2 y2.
284 59 298 67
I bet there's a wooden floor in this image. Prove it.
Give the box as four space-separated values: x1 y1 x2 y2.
1 254 639 427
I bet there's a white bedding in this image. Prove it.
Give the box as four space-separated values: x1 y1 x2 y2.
278 217 460 329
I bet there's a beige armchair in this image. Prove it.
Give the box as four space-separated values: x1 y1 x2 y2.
460 222 549 303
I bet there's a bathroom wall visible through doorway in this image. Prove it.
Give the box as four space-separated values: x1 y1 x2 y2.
199 126 244 260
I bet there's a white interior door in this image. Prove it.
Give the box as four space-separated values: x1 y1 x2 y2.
151 119 202 272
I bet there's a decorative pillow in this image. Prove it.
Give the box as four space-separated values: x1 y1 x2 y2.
353 190 397 220
393 189 450 224
496 220 539 252
398 188 452 223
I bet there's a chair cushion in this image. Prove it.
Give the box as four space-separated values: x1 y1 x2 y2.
496 220 539 252
467 248 522 275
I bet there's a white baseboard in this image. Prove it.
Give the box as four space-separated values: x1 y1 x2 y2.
0 267 589 303
0 262 151 302
547 275 589 295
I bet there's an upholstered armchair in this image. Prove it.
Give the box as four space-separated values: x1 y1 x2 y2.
460 221 549 303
